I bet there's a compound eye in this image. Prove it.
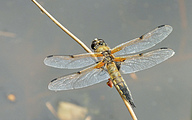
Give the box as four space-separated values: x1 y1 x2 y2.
99 39 104 45
91 41 97 50
91 43 95 50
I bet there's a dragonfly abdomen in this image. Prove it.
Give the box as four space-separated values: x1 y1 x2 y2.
114 80 136 108
106 62 136 108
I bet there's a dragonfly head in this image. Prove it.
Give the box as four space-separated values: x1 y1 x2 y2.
91 38 107 51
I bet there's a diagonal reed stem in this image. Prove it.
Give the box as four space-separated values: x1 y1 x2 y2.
31 0 91 53
31 0 137 119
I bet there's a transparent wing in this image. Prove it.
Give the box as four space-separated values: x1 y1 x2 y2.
119 48 175 74
48 62 110 91
112 25 173 56
44 53 103 69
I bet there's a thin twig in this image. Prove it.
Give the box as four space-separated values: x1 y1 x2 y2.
178 0 188 54
31 0 137 119
113 82 137 120
31 0 92 53
122 97 137 120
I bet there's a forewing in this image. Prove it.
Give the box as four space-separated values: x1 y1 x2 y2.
48 62 110 90
119 48 175 74
44 53 102 69
112 25 173 56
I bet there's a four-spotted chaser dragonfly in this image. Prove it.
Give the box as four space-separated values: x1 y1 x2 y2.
44 25 175 108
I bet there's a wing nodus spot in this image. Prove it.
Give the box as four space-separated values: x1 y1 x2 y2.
70 55 74 58
139 53 143 56
139 35 143 39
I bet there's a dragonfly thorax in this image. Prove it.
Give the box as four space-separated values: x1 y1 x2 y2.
101 50 111 56
101 50 115 64
103 55 114 63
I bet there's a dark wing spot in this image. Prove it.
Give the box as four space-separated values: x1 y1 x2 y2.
158 25 165 28
139 53 143 56
139 35 144 39
160 47 168 49
51 78 57 82
70 55 74 58
77 71 81 74
115 62 121 71
47 55 53 58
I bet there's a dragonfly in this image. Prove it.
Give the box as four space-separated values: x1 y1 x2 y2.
44 25 175 108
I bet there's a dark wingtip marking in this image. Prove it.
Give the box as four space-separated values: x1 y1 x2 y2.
158 25 165 28
139 53 143 56
47 55 53 58
139 35 144 39
160 47 168 49
77 71 81 74
51 78 57 82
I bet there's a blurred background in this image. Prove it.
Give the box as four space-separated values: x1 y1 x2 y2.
0 0 192 120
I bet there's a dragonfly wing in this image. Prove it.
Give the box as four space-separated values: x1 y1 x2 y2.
48 62 110 90
119 48 175 74
44 53 102 69
112 25 173 56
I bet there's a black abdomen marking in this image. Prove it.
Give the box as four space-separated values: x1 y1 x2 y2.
117 82 136 108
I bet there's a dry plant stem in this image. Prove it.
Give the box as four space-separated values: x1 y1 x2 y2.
31 0 92 53
113 82 138 120
122 97 137 120
31 0 137 119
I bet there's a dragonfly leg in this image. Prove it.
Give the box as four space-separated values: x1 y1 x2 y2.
107 78 113 88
